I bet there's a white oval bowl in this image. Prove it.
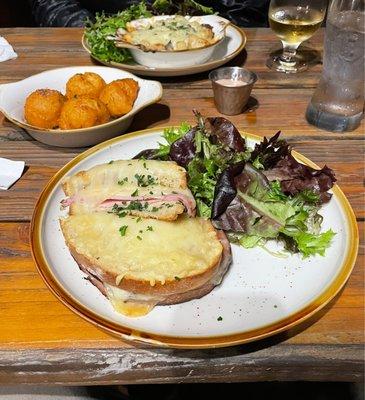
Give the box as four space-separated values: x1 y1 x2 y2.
0 66 162 148
115 15 229 68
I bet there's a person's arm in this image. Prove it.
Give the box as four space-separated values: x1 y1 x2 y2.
29 0 93 27
203 0 269 27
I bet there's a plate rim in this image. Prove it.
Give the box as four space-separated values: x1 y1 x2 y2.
30 127 359 349
81 24 247 76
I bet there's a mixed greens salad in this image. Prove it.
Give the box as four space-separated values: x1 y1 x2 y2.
134 111 336 258
84 0 214 63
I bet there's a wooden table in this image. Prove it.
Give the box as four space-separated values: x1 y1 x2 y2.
0 28 363 385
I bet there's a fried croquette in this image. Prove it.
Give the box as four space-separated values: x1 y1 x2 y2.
99 79 139 117
66 72 106 100
24 89 65 129
58 97 110 130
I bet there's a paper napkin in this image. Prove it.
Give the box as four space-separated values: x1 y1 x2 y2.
0 36 18 62
0 157 25 190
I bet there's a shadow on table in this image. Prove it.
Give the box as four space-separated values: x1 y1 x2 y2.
243 96 259 113
267 44 322 70
88 48 248 85
128 103 171 132
155 49 248 85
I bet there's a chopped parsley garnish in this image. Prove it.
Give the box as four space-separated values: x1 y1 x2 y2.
174 276 181 281
118 211 127 218
143 162 148 169
136 216 142 223
161 202 173 208
108 160 114 164
118 177 128 185
217 316 223 321
147 226 153 231
136 235 142 240
119 225 128 236
112 201 146 215
131 189 139 197
135 174 156 187
151 206 161 212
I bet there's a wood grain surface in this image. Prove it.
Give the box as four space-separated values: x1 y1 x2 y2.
0 27 363 384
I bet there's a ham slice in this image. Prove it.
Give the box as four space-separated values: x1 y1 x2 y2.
97 193 196 217
61 190 196 218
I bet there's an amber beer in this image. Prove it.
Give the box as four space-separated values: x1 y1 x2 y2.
269 6 324 44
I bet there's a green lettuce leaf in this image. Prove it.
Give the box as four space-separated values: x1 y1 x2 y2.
85 3 151 63
238 191 297 227
239 235 262 248
290 230 336 258
236 178 335 257
155 123 191 157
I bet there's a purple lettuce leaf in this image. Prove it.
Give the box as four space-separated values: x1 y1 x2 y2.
212 163 271 232
263 155 336 203
132 149 161 160
212 195 252 232
249 131 290 169
169 126 198 168
211 162 245 219
204 117 246 152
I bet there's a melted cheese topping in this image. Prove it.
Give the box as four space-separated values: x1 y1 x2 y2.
125 16 215 51
63 159 186 196
104 283 157 317
104 250 228 317
61 213 222 285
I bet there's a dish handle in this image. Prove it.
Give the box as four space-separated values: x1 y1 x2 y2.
133 79 163 114
0 81 16 111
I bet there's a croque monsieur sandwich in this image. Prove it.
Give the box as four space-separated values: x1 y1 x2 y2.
61 159 196 220
60 159 231 317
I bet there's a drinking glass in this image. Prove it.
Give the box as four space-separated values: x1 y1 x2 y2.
267 0 327 73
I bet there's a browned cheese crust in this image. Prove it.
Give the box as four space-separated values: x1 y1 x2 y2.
60 219 231 304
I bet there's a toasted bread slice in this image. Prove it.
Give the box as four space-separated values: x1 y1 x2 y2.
61 160 195 220
60 213 231 316
62 159 187 196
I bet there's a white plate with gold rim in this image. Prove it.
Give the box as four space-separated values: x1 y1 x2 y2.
31 128 358 348
82 24 246 77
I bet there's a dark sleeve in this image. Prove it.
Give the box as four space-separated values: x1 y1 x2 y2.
29 0 94 27
202 0 270 27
